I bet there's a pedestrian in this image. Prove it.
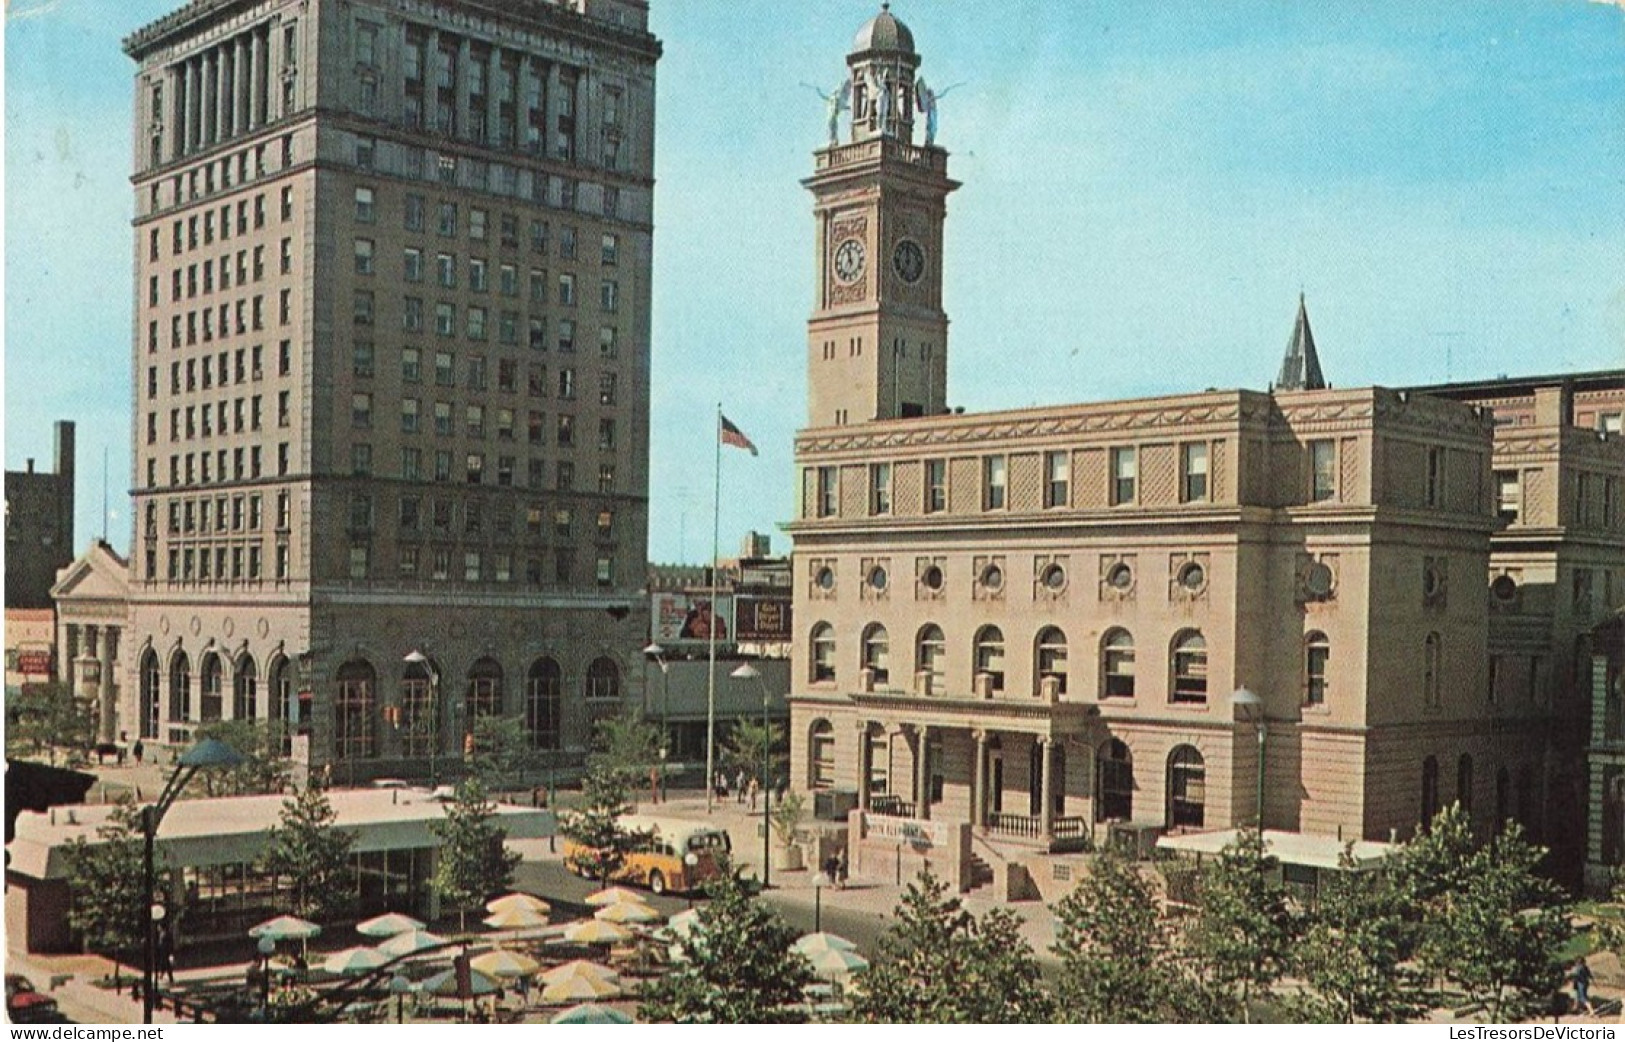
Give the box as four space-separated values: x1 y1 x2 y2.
156 924 176 984
835 848 848 889
715 770 728 800
735 769 747 804
1572 957 1596 1016
747 776 759 811
132 739 145 765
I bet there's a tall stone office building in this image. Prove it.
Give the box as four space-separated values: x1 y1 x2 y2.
122 0 660 776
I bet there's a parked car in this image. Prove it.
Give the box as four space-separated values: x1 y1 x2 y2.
6 975 59 1023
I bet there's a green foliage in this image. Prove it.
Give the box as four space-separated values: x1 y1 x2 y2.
1052 846 1178 1023
1183 828 1299 1023
639 867 813 1023
1293 849 1430 1023
852 870 1054 1024
558 762 647 887
260 784 356 922
720 717 786 784
770 791 805 849
585 710 663 792
61 795 146 980
189 719 289 796
6 683 96 764
467 714 535 795
430 777 522 931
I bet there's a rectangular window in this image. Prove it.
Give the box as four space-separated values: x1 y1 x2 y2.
925 459 947 513
435 303 455 337
817 466 838 518
401 398 420 433
558 273 576 307
1310 439 1336 502
1044 451 1070 509
434 401 453 436
1111 447 1137 505
870 463 892 515
1426 446 1445 507
404 248 423 282
405 194 425 231
601 233 619 266
1181 442 1209 503
354 238 374 275
984 455 1007 510
354 186 374 223
1495 470 1521 525
435 352 454 386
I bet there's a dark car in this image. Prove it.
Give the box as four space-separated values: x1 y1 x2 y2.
6 975 60 1023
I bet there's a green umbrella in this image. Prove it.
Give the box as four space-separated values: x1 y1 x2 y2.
551 1003 634 1024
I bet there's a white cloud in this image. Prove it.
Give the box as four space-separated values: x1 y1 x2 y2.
6 0 66 21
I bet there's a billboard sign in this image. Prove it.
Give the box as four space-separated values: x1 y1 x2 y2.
734 597 792 642
651 592 734 645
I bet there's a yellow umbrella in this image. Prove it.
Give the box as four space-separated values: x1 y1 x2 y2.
563 919 633 946
541 974 622 1004
584 886 645 907
471 948 541 979
486 892 551 916
594 901 660 925
540 959 617 986
483 904 551 930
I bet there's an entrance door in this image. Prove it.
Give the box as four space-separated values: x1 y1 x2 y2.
989 753 1005 814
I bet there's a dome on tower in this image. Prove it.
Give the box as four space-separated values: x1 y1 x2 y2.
851 4 916 56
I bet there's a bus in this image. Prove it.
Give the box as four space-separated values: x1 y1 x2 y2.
564 815 732 895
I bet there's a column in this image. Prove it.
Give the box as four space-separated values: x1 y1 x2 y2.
216 45 230 140
972 730 989 829
183 59 199 153
100 626 118 743
234 35 250 136
487 45 503 148
249 28 265 128
915 725 931 821
455 37 473 141
59 623 77 693
855 721 871 811
547 63 563 157
166 66 183 162
202 50 216 146
1039 737 1056 841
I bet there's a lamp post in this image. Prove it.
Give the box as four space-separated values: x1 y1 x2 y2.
683 852 699 909
403 650 440 786
812 871 829 933
730 662 772 890
1228 687 1266 830
142 737 245 1023
642 642 669 751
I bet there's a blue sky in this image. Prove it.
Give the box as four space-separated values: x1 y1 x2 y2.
6 0 1624 564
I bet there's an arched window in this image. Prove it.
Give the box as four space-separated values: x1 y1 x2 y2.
916 624 944 696
467 657 504 719
1036 627 1067 696
862 624 890 686
810 623 836 684
1170 630 1207 704
809 719 835 790
1457 753 1473 814
974 626 1005 694
200 654 224 721
1423 633 1441 707
1421 755 1440 830
1101 629 1135 699
1167 745 1206 829
585 657 620 701
400 656 437 758
140 649 161 739
233 654 258 720
267 654 292 753
526 657 563 750
169 651 192 722
334 659 377 761
1304 632 1329 706
1096 739 1133 822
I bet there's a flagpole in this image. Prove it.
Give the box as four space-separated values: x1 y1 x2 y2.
706 403 721 814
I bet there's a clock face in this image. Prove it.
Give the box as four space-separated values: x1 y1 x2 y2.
893 239 925 284
833 238 867 284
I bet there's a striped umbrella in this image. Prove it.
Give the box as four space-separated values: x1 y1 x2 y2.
486 892 551 915
356 912 426 938
584 886 645 907
550 1003 634 1024
593 901 660 925
483 904 550 930
322 946 389 976
563 919 633 946
471 948 541 979
377 928 447 957
540 959 618 986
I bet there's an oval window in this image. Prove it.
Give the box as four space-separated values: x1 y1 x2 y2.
1490 574 1517 603
1106 562 1134 589
868 566 888 591
1178 562 1206 591
815 566 835 591
921 565 944 591
1041 564 1067 591
981 564 1004 591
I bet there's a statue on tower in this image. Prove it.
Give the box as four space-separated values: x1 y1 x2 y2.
804 78 852 146
914 77 961 147
866 65 894 137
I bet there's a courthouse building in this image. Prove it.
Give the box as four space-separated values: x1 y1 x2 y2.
784 9 1625 887
119 0 660 776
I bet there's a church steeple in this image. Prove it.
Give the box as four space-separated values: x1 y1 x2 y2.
1275 294 1327 391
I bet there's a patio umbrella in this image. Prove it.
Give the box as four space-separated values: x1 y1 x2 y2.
661 908 701 939
323 946 389 976
540 959 617 986
356 912 426 938
422 966 502 997
471 948 541 979
483 904 551 930
377 928 448 957
593 900 660 925
563 919 633 946
793 932 859 957
248 915 322 941
551 1003 635 1024
485 892 551 915
584 886 644 907
802 945 869 980
541 973 622 1004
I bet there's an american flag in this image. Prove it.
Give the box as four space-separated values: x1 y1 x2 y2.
719 414 758 456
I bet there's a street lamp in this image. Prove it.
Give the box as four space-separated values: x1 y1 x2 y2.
812 871 830 933
403 650 441 786
1229 687 1266 830
643 642 670 752
730 662 772 890
142 737 245 1023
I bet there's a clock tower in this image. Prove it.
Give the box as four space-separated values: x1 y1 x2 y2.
804 6 959 428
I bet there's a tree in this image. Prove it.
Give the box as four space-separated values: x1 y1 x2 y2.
557 761 647 888
852 870 1054 1023
1410 820 1572 1022
6 682 96 765
468 714 535 796
1292 849 1430 1023
61 795 146 984
721 717 785 785
1182 828 1298 1023
1052 845 1175 1022
260 784 355 922
430 777 522 931
586 710 663 792
639 866 813 1023
189 719 288 796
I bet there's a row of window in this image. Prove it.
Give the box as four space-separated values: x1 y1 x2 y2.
385 190 598 259
143 130 295 214
356 293 620 346
354 496 614 540
146 342 288 401
146 442 288 490
345 544 617 587
374 393 618 435
807 622 1342 707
